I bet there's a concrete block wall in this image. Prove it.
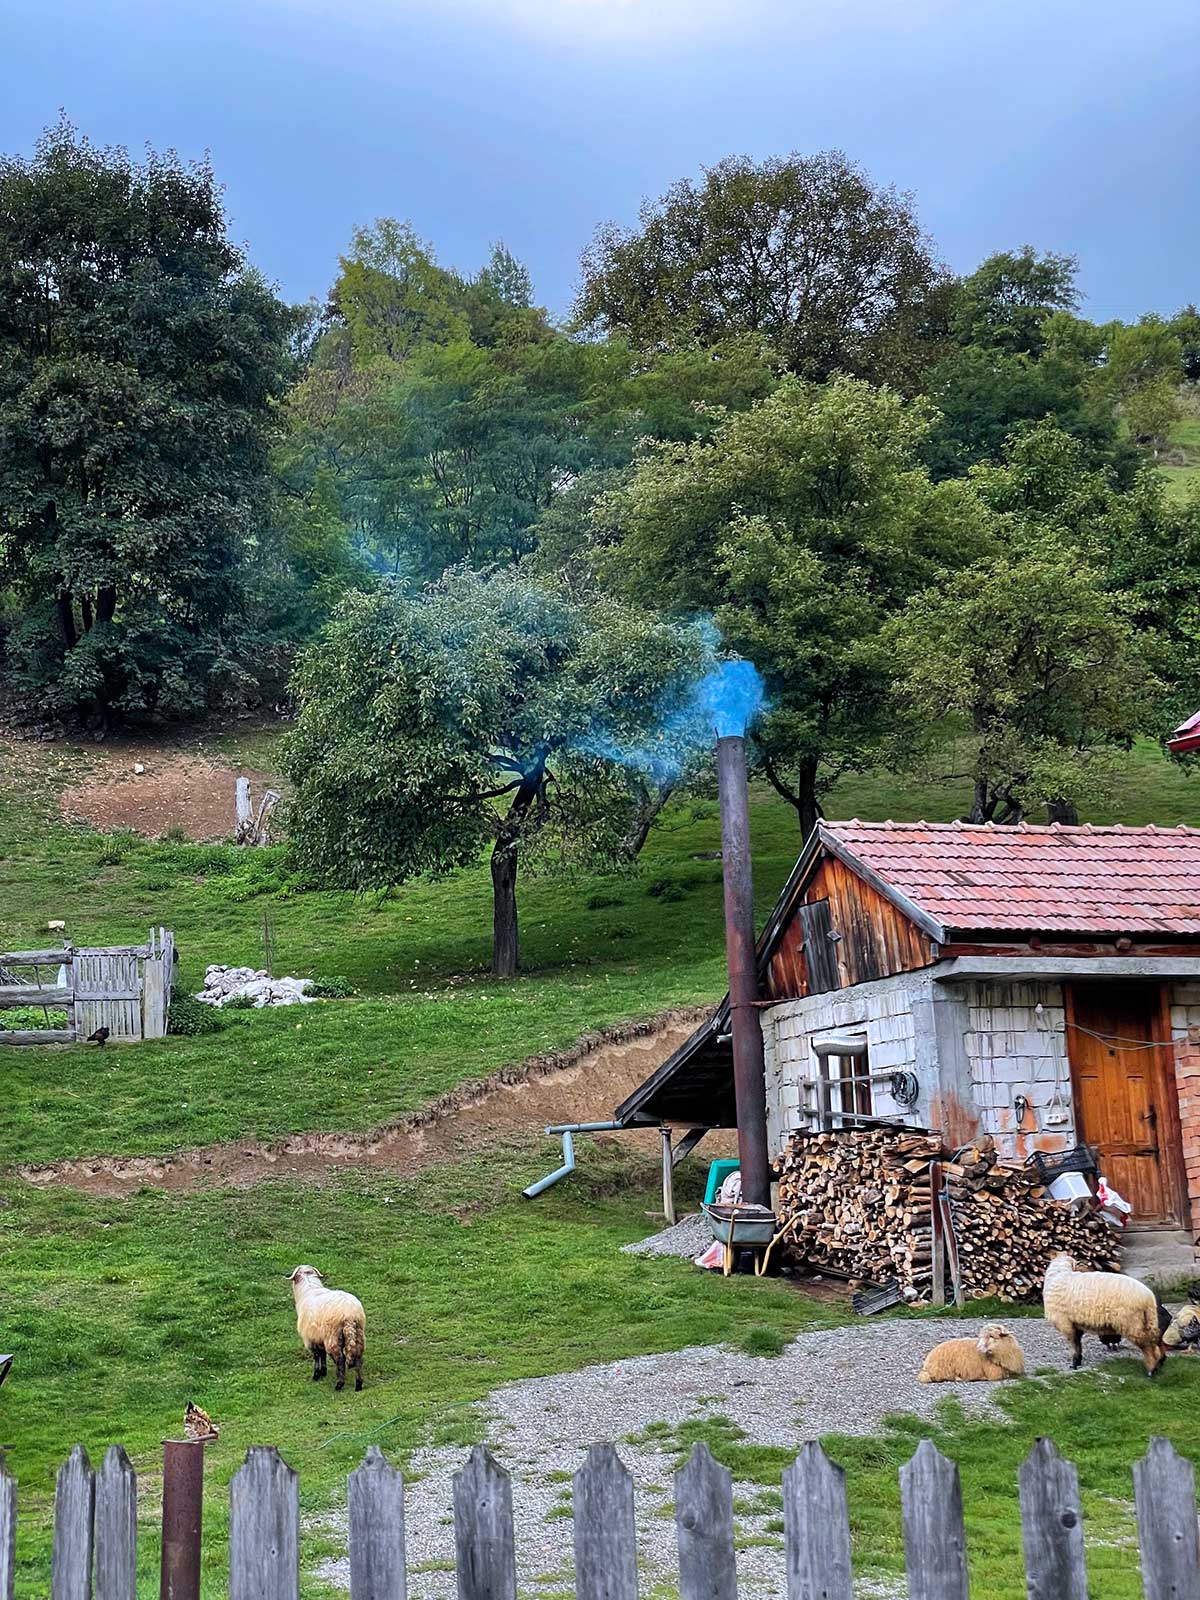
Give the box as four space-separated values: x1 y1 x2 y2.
961 980 1074 1160
762 972 931 1155
1168 982 1200 1239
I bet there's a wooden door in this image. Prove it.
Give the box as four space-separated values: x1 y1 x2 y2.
1066 983 1184 1226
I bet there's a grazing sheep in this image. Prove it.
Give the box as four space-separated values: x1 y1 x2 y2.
1099 1294 1173 1350
918 1323 1026 1383
287 1264 365 1392
1043 1254 1165 1378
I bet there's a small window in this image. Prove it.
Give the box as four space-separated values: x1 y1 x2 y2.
808 1034 872 1129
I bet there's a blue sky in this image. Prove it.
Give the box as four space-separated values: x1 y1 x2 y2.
3 0 1197 321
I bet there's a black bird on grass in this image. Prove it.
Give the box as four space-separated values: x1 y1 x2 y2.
86 1026 110 1047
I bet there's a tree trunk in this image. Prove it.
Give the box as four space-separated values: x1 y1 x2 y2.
620 779 674 860
55 592 77 649
489 761 545 978
79 595 94 633
96 586 117 625
1046 798 1079 825
967 774 992 824
759 744 822 841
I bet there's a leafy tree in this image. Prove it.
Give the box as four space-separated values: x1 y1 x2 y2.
952 247 1080 357
283 569 711 975
601 375 991 834
575 152 946 387
885 540 1159 823
1171 304 1200 384
920 343 1133 481
0 119 296 722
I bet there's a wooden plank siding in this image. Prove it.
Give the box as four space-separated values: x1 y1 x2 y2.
765 856 938 1002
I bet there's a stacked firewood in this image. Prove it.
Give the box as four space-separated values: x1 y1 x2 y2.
774 1128 1120 1303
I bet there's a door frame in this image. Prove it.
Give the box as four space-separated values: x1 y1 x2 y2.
1064 980 1189 1230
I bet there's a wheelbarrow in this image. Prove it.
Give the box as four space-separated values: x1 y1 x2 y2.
702 1203 801 1277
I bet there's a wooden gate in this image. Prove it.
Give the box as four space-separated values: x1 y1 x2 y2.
0 929 175 1045
1066 981 1187 1226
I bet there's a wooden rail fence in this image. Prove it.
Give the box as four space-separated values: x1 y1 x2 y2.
2 1434 1197 1599
0 929 174 1045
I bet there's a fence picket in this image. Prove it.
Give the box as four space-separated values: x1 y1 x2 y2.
348 1446 406 1600
1134 1435 1200 1600
453 1446 516 1600
783 1442 852 1600
900 1439 969 1600
573 1444 636 1600
94 1446 137 1600
676 1443 736 1600
229 1447 299 1600
0 1453 15 1600
1019 1438 1086 1600
51 1445 95 1600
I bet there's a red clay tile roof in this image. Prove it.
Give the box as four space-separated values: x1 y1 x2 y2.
821 820 1200 937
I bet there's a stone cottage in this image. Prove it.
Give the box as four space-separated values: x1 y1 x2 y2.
617 820 1200 1244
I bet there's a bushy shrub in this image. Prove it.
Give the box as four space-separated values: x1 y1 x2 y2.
166 993 221 1036
646 875 688 902
223 993 256 1010
95 830 141 866
0 1006 68 1029
309 975 355 999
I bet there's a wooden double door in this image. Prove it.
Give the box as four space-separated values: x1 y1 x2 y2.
1066 983 1187 1227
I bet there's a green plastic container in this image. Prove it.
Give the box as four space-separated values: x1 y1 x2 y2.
704 1159 741 1205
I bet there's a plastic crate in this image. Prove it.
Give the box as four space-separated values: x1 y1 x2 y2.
704 1159 741 1205
1030 1144 1098 1185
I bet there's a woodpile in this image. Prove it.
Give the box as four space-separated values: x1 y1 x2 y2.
774 1128 1120 1303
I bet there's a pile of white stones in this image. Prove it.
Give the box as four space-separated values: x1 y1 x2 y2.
195 965 315 1008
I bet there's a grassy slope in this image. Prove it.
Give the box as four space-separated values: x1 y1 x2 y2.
2 731 1200 1593
1160 412 1200 504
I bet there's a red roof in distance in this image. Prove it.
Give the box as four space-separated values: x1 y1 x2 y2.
1168 710 1200 755
821 819 1200 937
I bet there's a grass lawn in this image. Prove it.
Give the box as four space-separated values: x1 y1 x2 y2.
0 1146 845 1597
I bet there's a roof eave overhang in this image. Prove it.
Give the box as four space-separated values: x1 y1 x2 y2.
816 823 947 945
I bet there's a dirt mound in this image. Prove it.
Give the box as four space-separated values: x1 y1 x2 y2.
60 750 277 841
15 1008 723 1196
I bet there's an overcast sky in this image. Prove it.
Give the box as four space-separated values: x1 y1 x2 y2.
4 0 1197 321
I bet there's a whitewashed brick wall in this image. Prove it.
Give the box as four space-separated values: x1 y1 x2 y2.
763 973 928 1154
961 980 1073 1159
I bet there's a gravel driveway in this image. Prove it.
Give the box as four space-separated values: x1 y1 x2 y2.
314 1315 1124 1599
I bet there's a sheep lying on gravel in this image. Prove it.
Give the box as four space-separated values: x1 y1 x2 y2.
288 1265 365 1391
1043 1253 1165 1378
918 1323 1025 1383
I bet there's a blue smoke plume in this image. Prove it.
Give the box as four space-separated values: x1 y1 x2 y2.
700 658 765 740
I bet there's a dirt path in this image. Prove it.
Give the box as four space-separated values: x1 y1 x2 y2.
15 1009 716 1196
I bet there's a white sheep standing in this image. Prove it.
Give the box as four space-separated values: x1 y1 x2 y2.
918 1323 1025 1383
287 1265 366 1391
1042 1253 1165 1378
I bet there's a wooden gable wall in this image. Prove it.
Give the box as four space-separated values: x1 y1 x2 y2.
763 854 938 1001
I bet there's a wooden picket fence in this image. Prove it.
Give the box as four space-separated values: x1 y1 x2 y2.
2 1433 1197 1599
0 929 174 1046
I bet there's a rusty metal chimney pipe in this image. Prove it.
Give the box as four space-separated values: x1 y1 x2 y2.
160 1439 205 1600
715 733 771 1209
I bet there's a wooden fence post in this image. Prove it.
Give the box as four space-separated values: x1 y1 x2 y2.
0 1452 15 1600
573 1444 636 1600
229 1447 299 1600
52 1445 95 1600
1134 1435 1200 1600
1019 1438 1086 1600
94 1446 137 1600
783 1441 852 1600
900 1439 969 1600
348 1446 407 1600
676 1443 736 1600
453 1447 516 1600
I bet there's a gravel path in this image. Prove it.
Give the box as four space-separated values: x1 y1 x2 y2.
313 1315 1124 1599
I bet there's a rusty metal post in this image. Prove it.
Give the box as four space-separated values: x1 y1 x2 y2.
160 1439 205 1600
716 733 771 1209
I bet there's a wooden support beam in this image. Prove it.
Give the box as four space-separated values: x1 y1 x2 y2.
0 986 72 1008
671 1127 708 1169
0 1029 75 1045
661 1128 677 1226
